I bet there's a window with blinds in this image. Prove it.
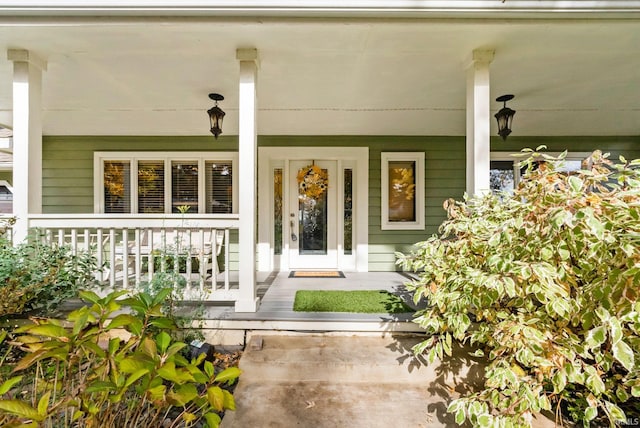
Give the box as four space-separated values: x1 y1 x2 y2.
104 161 131 213
172 161 199 213
97 153 237 214
206 161 233 214
138 160 164 213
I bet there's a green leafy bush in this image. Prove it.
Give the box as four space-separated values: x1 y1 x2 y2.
145 250 201 274
0 236 97 318
139 270 206 346
0 288 239 427
398 150 640 427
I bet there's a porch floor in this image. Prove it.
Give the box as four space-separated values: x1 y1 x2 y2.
196 271 425 334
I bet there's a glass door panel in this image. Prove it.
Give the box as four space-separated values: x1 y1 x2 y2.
288 160 337 269
299 180 328 255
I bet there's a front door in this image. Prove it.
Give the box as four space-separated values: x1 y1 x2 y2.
288 160 338 269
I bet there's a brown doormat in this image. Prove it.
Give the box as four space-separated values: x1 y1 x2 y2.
289 271 345 278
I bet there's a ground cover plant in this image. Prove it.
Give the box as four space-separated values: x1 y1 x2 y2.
0 288 239 427
293 289 412 313
398 149 640 427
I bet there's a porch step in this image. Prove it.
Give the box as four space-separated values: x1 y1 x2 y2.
222 381 459 427
237 334 466 385
221 334 557 428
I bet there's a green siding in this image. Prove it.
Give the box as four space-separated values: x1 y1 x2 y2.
367 137 466 271
43 135 640 272
0 171 11 184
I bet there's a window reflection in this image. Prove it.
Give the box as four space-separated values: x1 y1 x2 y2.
273 169 283 255
298 167 328 255
344 169 352 255
388 161 416 222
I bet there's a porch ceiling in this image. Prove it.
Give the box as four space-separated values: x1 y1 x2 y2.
0 16 639 137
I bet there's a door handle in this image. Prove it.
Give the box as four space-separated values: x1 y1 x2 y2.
290 220 297 241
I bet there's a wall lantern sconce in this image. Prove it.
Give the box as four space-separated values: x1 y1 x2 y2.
494 94 516 141
207 93 225 139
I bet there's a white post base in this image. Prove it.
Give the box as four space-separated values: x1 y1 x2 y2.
234 298 261 313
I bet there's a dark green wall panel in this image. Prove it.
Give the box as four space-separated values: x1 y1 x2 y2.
0 171 11 184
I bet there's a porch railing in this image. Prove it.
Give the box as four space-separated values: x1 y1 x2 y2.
26 214 240 302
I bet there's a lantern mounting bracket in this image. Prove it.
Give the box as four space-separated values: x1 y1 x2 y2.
209 93 224 102
496 94 514 104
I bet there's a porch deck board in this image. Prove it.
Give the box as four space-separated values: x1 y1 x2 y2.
199 272 423 332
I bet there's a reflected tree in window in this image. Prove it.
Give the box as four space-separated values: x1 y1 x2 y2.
273 169 283 255
344 169 352 255
388 161 416 222
138 161 164 213
104 161 130 213
490 161 516 196
297 165 328 255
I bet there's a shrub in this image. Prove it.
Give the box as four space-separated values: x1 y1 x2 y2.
0 236 97 318
398 149 640 427
138 270 206 347
0 288 239 427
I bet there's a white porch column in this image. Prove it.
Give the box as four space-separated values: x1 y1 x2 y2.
466 49 494 197
235 48 260 312
7 49 46 243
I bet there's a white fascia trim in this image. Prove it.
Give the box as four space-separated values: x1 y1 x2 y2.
1 1 640 18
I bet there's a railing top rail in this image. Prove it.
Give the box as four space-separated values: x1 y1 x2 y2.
27 214 239 220
27 214 240 229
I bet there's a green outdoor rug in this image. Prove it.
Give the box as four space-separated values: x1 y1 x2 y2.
293 290 412 314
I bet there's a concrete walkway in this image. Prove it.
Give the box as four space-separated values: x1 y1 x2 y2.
220 334 556 428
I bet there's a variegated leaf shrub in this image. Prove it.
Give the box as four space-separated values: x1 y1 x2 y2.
399 149 640 427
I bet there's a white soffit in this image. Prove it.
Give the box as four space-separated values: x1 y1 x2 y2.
0 4 639 136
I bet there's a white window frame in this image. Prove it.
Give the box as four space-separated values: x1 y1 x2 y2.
491 151 592 189
381 152 425 230
94 151 238 214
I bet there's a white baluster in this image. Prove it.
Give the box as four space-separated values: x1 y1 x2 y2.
224 229 230 291
134 228 141 287
71 229 78 255
109 228 116 287
96 228 104 283
122 229 129 289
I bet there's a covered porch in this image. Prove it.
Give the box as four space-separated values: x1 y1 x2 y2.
2 2 640 313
